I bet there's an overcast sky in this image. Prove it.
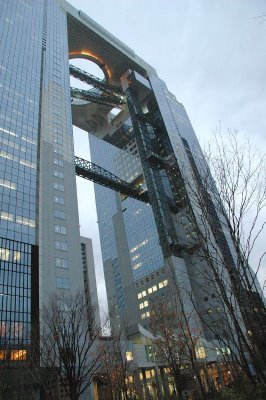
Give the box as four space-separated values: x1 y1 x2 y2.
68 0 266 307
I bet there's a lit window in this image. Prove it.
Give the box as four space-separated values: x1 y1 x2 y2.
148 288 152 294
0 248 10 261
158 282 164 289
13 251 21 262
0 211 13 222
144 301 148 308
146 311 150 318
137 293 142 299
142 290 146 297
0 150 36 168
0 178 16 190
10 350 27 361
132 262 141 270
0 127 16 136
16 216 35 228
152 285 157 292
163 280 168 287
196 346 206 359
126 351 133 361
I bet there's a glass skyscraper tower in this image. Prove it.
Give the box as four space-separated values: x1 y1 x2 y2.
0 0 85 360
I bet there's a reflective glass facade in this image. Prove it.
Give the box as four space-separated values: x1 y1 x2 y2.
0 237 38 360
0 0 42 245
90 135 164 284
0 0 43 360
0 0 85 360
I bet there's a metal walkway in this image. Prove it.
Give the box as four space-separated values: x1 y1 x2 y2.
71 87 124 108
74 156 149 203
69 64 123 96
70 64 125 108
74 157 179 213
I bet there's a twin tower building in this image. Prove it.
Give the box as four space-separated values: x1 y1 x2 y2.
0 0 259 365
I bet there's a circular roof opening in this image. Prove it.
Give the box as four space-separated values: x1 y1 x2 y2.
69 58 106 91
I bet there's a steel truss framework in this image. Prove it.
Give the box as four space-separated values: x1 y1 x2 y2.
69 64 125 107
74 157 179 214
74 156 149 203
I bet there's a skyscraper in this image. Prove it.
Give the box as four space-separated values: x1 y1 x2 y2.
0 0 263 375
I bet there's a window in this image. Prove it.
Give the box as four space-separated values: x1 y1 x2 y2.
0 178 16 190
54 195 64 205
55 241 67 251
16 216 35 228
132 262 141 270
13 251 21 262
54 182 64 191
54 170 64 179
139 301 149 309
53 136 62 145
0 212 13 222
55 257 68 268
54 225 66 235
53 158 63 167
56 277 70 289
10 350 27 361
0 248 9 261
196 346 206 359
53 146 63 155
54 210 65 220
126 352 133 361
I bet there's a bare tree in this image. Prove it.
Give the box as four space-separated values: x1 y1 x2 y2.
149 299 208 400
179 129 266 383
39 292 102 400
97 312 141 400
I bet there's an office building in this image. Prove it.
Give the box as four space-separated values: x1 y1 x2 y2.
80 236 101 328
0 1 264 383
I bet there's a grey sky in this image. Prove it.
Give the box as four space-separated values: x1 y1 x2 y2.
68 0 266 306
